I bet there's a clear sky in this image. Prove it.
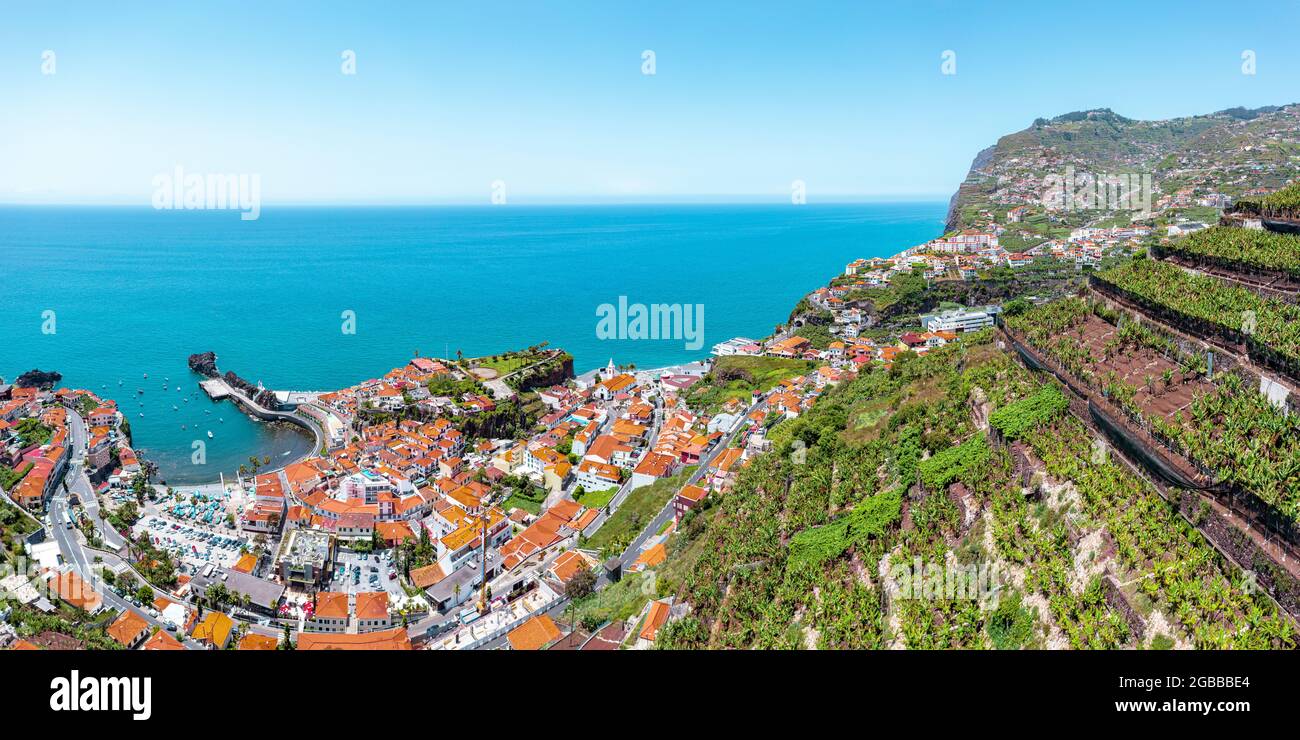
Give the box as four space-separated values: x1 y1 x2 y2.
2 0 1298 205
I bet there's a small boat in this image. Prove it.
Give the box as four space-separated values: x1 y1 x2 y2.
207 431 214 439
172 405 178 411
143 373 148 379
139 412 145 417
219 417 223 423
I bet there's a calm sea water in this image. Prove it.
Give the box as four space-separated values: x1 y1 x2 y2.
0 202 944 483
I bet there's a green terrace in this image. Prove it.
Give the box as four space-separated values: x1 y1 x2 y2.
1005 296 1300 525
1094 258 1300 379
653 332 1294 649
1157 224 1300 280
1231 180 1300 219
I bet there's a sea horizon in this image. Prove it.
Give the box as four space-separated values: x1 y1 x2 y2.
0 195 952 208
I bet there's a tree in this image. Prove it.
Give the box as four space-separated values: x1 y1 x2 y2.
564 568 596 601
279 623 296 650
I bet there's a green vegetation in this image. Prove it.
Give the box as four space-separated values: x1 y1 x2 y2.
397 525 437 571
986 589 1039 650
655 321 1293 650
105 500 141 532
684 356 814 412
0 601 123 650
583 468 695 558
661 335 1039 649
989 385 1069 440
568 571 652 633
76 395 98 417
1007 295 1300 523
502 484 546 515
506 351 574 392
787 488 901 568
426 375 486 397
0 462 33 492
844 268 928 313
1231 180 1300 218
1163 224 1300 278
129 533 179 590
14 418 53 447
575 485 618 510
1154 371 1300 522
0 493 39 563
1026 415 1292 648
473 347 551 376
1097 258 1300 370
1149 633 1176 650
793 322 837 350
918 436 990 490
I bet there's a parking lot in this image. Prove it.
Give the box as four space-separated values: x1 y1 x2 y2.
329 549 415 608
131 514 249 576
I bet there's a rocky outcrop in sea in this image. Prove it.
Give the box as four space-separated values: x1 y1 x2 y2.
15 369 62 390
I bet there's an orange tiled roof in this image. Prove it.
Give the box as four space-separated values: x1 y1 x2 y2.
354 592 389 621
314 592 349 620
238 633 279 650
507 614 563 651
639 600 671 642
409 563 446 589
142 631 185 651
106 610 150 647
297 627 411 651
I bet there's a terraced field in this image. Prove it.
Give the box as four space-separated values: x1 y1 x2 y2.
1006 296 1300 525
656 332 1296 649
1160 225 1300 281
1095 258 1300 380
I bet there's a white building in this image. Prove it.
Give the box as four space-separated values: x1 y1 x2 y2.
920 306 1001 333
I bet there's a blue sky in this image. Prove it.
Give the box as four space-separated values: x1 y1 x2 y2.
2 0 1298 204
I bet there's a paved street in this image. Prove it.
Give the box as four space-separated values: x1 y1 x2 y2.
450 395 766 649
64 408 126 550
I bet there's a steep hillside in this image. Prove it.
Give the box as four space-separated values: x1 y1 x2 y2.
947 105 1300 235
656 333 1295 650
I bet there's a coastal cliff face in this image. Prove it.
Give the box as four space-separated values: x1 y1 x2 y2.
509 353 575 392
943 104 1300 235
944 144 996 232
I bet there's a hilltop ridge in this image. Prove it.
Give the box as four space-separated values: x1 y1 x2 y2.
945 103 1300 236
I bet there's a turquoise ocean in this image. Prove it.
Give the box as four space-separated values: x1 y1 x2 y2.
0 203 945 484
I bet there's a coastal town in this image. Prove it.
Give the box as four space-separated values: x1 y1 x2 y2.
7 105 1300 654
0 177 1259 652
1 333 832 650
5 208 1093 652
